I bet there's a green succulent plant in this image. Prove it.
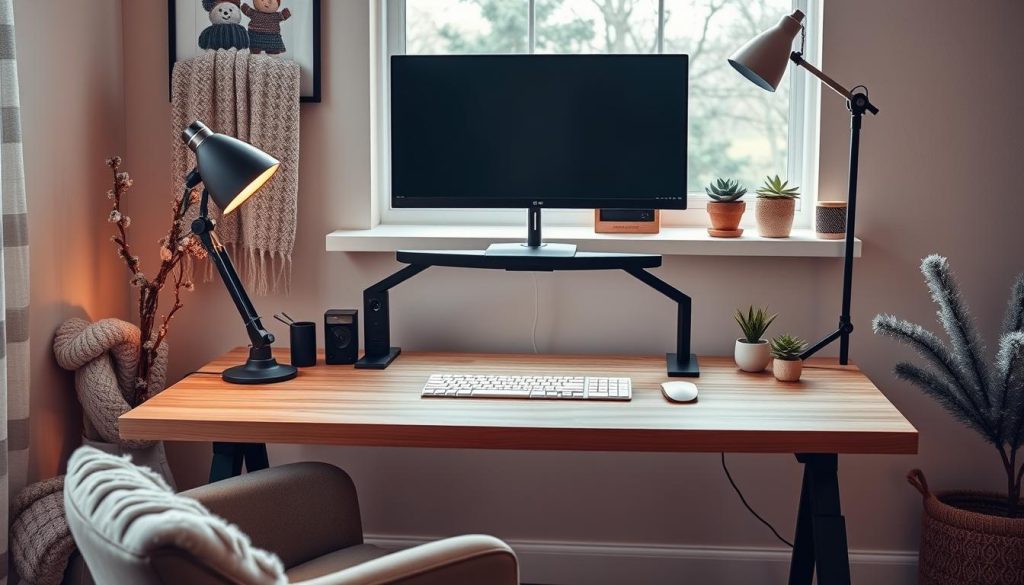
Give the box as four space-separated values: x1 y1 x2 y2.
770 334 807 361
735 305 777 344
705 178 747 202
756 175 801 199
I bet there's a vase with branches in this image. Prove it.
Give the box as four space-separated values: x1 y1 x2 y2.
873 254 1024 517
105 156 207 407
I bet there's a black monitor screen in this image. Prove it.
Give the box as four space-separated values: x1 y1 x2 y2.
391 55 687 210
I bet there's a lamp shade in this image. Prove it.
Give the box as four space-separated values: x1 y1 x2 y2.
181 121 280 215
728 10 804 92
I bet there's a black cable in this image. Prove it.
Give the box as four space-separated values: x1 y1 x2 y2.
721 453 794 548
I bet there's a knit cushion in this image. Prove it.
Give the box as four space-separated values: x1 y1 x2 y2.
10 476 74 585
64 446 286 585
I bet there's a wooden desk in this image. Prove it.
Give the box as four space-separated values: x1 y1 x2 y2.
121 348 917 585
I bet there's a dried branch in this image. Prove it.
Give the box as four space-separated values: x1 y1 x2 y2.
105 156 202 406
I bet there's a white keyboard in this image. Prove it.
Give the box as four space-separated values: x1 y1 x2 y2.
421 373 632 401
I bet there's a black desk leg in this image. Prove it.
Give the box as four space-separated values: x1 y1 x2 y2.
209 442 270 482
788 453 851 585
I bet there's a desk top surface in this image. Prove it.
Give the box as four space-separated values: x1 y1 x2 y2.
120 349 918 454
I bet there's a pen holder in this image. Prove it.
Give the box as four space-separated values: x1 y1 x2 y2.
289 321 317 367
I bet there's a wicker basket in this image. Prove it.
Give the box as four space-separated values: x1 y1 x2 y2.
908 469 1024 585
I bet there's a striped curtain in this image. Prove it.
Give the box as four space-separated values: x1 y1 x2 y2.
0 0 30 583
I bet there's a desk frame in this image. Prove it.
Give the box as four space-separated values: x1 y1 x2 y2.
125 352 917 585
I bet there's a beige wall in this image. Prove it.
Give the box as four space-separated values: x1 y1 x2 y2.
30 0 1022 579
16 0 129 482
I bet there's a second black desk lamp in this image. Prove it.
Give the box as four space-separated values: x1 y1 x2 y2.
181 120 297 384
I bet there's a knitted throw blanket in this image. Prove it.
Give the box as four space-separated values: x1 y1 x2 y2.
53 318 168 450
171 49 300 295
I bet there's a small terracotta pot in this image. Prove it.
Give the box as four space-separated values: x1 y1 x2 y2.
707 201 745 238
773 358 803 382
734 339 770 372
756 198 796 238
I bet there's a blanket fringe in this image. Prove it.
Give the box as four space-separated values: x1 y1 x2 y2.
201 244 291 296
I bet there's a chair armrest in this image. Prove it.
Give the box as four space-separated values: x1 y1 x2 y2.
298 535 518 585
181 462 364 569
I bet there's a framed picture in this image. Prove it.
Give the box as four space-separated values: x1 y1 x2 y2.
168 0 321 103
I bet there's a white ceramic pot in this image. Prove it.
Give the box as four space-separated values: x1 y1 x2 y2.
734 339 771 372
773 358 803 382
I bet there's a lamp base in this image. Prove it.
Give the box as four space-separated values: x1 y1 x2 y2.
223 346 297 384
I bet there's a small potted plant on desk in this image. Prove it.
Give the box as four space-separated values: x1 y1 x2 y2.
755 175 800 238
874 255 1024 585
770 334 807 382
705 178 747 237
734 306 777 372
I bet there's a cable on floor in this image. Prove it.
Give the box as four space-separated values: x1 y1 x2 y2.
721 452 794 548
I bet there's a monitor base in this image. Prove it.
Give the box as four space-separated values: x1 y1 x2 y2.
484 243 578 257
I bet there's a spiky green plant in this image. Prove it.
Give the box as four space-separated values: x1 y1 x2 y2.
873 255 1024 517
769 335 806 360
735 305 777 343
756 175 800 199
705 178 747 202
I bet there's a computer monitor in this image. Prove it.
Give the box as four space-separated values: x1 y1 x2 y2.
390 54 688 256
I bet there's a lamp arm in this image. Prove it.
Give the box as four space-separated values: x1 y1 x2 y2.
192 189 274 349
790 52 852 100
790 52 879 115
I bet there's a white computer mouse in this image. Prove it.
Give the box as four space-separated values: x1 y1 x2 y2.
661 381 699 403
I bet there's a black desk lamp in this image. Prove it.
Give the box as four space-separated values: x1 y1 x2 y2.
181 120 297 384
728 10 878 365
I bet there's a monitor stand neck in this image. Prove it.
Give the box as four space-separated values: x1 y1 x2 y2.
484 206 577 257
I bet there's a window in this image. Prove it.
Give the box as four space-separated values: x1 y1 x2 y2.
379 0 820 226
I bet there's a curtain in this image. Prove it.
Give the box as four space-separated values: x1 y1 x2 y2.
0 0 29 582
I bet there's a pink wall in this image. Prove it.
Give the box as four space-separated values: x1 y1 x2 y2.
16 0 129 482
16 0 1020 580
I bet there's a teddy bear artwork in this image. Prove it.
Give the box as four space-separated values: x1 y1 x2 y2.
198 0 249 50
242 0 292 54
197 0 291 55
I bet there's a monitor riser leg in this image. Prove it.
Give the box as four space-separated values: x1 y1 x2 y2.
355 347 402 369
667 353 700 377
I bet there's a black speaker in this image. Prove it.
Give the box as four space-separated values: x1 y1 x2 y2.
324 309 359 365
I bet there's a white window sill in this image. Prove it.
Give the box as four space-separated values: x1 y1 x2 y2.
326 225 861 258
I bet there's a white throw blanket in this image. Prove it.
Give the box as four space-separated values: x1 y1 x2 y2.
171 49 301 295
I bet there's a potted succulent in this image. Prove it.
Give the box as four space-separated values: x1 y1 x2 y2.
755 175 800 238
705 178 747 238
770 334 807 382
874 255 1024 584
734 306 777 372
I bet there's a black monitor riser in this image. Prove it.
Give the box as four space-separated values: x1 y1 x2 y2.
354 248 699 377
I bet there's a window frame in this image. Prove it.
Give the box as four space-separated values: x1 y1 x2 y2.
374 0 821 228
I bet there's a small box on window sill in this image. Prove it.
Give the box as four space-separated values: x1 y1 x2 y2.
594 209 660 234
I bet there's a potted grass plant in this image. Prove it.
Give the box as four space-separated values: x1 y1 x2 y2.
755 175 800 238
705 178 747 238
770 334 807 382
873 255 1024 584
734 306 777 372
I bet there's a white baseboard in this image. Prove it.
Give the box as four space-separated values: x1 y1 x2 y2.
366 534 918 585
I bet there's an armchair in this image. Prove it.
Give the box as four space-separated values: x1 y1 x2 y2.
63 447 518 585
